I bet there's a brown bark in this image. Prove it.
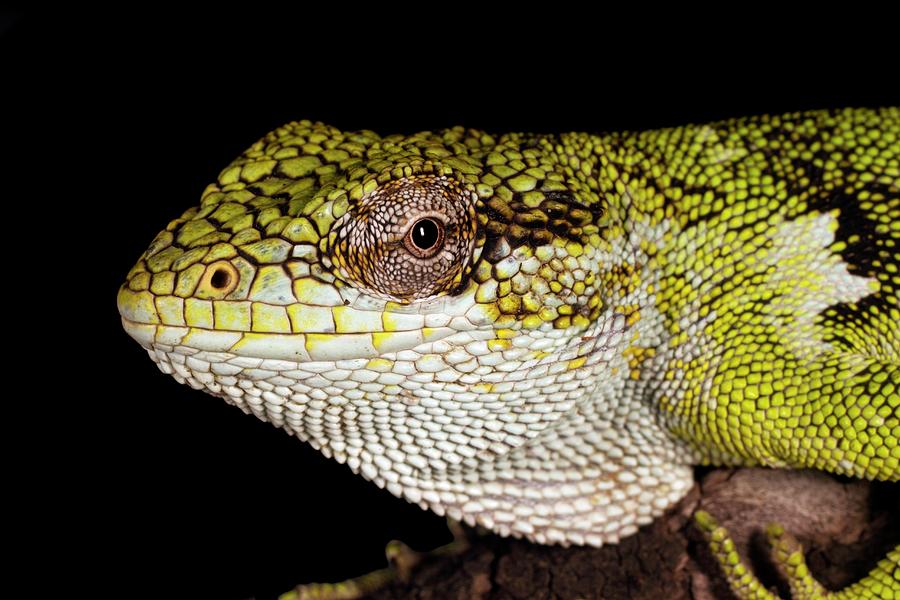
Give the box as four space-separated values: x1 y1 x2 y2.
368 468 899 600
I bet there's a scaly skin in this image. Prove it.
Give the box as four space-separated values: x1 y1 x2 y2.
119 108 900 598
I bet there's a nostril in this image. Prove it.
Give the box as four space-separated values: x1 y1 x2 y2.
210 267 231 290
198 260 239 298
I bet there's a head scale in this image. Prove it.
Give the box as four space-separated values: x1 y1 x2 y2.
118 121 618 524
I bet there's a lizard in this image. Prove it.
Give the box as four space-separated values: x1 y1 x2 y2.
117 107 899 599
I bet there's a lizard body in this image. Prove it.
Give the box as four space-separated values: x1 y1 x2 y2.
119 108 899 598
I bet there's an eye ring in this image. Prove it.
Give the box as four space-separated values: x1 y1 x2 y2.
403 217 445 259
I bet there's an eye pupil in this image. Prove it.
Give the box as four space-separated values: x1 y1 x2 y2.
411 218 440 250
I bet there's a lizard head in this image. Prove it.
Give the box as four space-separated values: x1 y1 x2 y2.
118 120 622 487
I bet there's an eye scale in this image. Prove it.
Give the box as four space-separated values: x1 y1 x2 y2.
118 108 900 599
330 174 477 301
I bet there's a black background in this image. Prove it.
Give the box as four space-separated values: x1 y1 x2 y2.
6 11 899 600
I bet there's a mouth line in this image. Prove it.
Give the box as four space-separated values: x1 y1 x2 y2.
121 315 458 362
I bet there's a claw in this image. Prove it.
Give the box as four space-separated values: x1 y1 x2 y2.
279 518 472 600
764 523 829 599
279 566 396 600
695 510 778 599
694 511 900 600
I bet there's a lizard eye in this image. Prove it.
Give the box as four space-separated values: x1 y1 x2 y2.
404 217 445 258
331 175 477 301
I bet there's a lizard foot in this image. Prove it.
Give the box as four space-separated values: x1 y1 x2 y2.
695 510 900 599
278 519 471 600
